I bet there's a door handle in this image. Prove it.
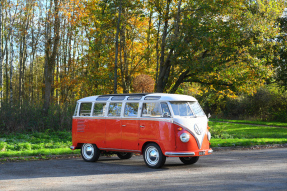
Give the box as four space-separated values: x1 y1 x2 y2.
140 125 145 128
122 125 126 127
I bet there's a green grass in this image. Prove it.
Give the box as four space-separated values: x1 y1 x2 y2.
1 122 287 159
0 131 80 158
209 118 287 127
209 121 287 147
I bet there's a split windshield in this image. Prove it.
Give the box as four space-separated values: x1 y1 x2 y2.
170 101 205 117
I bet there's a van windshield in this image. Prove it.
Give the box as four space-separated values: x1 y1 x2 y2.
170 102 194 117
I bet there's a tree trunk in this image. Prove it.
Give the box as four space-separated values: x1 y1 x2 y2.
155 16 161 88
9 33 13 106
156 0 182 93
0 2 3 104
114 0 122 94
156 0 171 93
43 0 60 113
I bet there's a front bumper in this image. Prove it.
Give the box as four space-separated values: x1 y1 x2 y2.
165 149 213 157
70 146 76 150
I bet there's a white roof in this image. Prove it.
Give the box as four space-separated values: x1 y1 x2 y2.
77 93 197 102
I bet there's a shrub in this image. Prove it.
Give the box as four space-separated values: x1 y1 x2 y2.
0 142 7 151
200 85 287 122
0 101 75 133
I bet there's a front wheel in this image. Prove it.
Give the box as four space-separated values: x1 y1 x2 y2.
117 152 133 159
81 143 100 162
179 156 199 165
143 143 166 168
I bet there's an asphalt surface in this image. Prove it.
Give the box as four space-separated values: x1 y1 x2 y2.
0 148 286 191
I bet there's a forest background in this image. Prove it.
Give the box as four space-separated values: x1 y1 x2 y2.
0 0 287 133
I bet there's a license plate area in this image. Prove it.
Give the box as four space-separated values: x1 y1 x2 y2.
199 151 205 155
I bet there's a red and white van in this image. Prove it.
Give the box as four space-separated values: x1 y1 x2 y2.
70 93 212 168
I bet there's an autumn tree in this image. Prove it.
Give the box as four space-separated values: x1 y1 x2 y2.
155 0 285 97
133 74 155 93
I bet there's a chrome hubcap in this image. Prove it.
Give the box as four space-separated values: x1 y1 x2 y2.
145 146 159 166
82 143 94 160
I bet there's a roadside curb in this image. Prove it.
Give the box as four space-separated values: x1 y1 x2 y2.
209 120 287 128
212 143 287 151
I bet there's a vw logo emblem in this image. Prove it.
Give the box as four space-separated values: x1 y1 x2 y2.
194 124 201 135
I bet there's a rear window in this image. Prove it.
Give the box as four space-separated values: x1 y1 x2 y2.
74 102 79 116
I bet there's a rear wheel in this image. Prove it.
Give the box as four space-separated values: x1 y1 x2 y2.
81 143 100 162
143 143 166 168
179 156 199 165
117 152 133 159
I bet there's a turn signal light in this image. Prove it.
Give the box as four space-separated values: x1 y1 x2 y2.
177 127 182 131
207 123 210 129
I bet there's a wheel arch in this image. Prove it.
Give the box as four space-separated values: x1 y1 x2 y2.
141 141 164 153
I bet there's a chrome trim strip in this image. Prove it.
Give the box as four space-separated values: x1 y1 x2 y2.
98 148 141 152
165 152 195 156
140 118 173 122
73 116 173 123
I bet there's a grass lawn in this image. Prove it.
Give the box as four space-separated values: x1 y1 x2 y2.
209 121 287 147
0 131 80 158
1 122 286 158
209 118 287 127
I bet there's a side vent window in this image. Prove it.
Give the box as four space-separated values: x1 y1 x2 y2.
79 103 92 116
93 103 106 116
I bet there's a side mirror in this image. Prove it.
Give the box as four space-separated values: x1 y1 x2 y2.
163 112 170 118
208 113 211 119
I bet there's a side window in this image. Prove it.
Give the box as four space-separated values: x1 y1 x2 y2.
124 103 139 117
141 102 162 117
108 102 122 117
79 103 92 116
161 102 171 118
189 102 205 116
93 103 106 116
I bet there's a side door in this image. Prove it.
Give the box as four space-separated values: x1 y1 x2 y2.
139 102 161 140
89 102 107 148
121 102 140 151
105 102 122 149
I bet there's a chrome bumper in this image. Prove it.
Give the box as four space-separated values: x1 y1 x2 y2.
165 152 195 157
70 146 75 150
165 149 213 157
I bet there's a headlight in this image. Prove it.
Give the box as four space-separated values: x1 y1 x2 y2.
180 133 190 143
207 131 211 141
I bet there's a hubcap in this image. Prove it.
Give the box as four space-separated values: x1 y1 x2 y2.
82 143 94 160
145 146 159 166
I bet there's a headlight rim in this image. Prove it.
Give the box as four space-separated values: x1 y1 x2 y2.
180 133 190 143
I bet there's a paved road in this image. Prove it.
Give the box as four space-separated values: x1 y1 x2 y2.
0 148 286 191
